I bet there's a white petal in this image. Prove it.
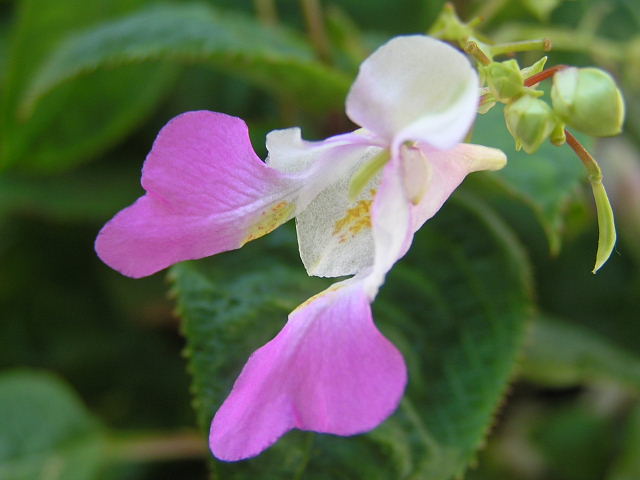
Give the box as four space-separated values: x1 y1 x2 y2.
267 127 389 277
346 35 479 151
266 128 377 205
296 145 385 277
411 143 507 231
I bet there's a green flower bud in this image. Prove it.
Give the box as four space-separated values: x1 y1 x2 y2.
551 67 625 137
504 95 556 154
483 60 525 102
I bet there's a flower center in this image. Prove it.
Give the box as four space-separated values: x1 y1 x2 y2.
333 189 376 244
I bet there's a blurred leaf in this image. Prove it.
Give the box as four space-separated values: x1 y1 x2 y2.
473 104 585 255
0 165 141 222
171 195 532 479
608 404 640 480
530 404 613 480
520 315 640 391
521 0 562 21
20 3 351 121
0 370 105 480
0 0 176 172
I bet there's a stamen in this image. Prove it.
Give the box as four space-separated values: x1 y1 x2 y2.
348 151 389 201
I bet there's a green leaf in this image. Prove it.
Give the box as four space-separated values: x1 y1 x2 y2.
0 0 176 172
520 315 640 391
171 196 532 479
0 370 105 480
20 3 350 120
473 104 585 255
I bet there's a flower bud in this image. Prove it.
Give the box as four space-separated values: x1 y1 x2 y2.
483 60 524 103
504 95 556 153
551 67 625 137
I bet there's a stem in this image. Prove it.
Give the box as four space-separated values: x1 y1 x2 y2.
106 431 207 464
565 130 617 273
299 0 331 64
565 130 599 178
491 38 552 56
524 64 568 87
464 40 491 65
472 0 508 24
493 25 624 66
253 0 278 26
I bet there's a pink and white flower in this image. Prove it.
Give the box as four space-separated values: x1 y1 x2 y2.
95 35 506 461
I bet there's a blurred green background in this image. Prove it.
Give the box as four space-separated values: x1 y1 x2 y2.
1 0 639 479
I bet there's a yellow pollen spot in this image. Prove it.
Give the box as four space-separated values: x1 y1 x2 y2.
292 283 345 314
332 189 376 244
243 201 294 245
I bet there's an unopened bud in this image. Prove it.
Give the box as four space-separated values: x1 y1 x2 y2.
483 60 524 102
551 67 625 137
504 95 556 153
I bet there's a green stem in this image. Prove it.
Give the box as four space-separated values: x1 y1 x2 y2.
565 130 617 273
299 0 332 64
491 38 552 57
472 0 508 24
253 0 278 26
464 40 491 65
494 25 624 66
105 431 207 464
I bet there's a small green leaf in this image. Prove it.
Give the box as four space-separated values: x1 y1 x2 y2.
0 370 105 480
20 3 350 119
590 178 617 273
520 316 640 391
172 196 532 479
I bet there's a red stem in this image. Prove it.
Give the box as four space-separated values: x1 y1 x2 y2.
524 64 568 87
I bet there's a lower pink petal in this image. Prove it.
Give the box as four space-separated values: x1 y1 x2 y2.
209 280 407 461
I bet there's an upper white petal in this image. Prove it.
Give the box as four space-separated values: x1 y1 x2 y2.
346 35 479 151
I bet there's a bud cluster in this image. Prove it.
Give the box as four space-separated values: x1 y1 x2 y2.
482 60 625 154
429 6 625 154
429 2 625 271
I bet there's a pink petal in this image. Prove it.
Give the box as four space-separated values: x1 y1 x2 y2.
364 158 414 297
411 143 507 232
95 111 301 278
209 279 407 462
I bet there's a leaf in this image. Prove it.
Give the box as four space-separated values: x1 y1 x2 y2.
171 195 532 479
472 104 585 255
0 370 105 480
0 0 177 172
20 3 351 120
520 315 640 391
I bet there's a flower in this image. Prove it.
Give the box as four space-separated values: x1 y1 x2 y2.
95 35 507 461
